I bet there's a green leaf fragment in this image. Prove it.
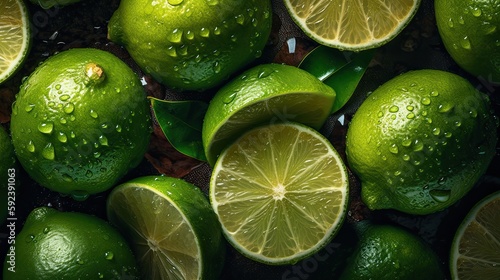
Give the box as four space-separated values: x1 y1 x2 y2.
150 97 208 162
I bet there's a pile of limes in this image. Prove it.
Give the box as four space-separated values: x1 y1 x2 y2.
1 0 499 279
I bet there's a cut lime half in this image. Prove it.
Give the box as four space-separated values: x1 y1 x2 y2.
210 122 349 265
0 0 30 84
107 176 225 280
450 191 500 279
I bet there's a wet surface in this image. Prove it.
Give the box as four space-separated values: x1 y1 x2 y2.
1 0 499 279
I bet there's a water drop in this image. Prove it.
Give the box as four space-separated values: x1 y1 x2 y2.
115 125 122 132
167 0 183 5
57 132 68 143
93 152 101 158
429 189 451 203
206 0 218 5
438 103 454 113
430 91 439 97
38 122 54 134
76 258 85 265
421 97 431 105
444 132 453 138
413 140 424 151
199 27 210 37
447 18 454 28
230 34 237 42
406 105 414 111
105 251 114 260
213 61 221 73
42 143 55 160
432 127 441 136
406 113 415 119
389 144 399 154
89 110 98 119
62 174 73 182
402 154 410 161
98 135 109 146
71 191 90 201
25 104 35 112
169 29 184 44
43 227 50 234
458 16 465 24
401 138 412 147
59 117 67 124
166 46 177 57
223 91 237 104
185 30 194 40
235 14 245 25
214 26 221 35
471 7 482 17
55 84 61 90
460 36 472 50
389 105 399 113
258 68 274 79
59 94 70 101
63 103 75 114
27 141 36 152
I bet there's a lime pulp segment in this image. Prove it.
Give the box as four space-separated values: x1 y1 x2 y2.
210 122 349 264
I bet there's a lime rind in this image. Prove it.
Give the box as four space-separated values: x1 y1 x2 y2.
0 0 31 84
210 122 349 265
283 0 422 51
450 191 500 279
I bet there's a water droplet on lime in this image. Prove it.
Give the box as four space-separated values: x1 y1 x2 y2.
25 104 35 112
199 27 210 37
168 28 183 43
90 110 98 119
57 132 68 143
460 36 472 50
389 144 399 154
389 105 399 113
429 189 451 203
421 97 431 105
235 14 245 25
167 0 183 5
38 122 54 134
42 143 55 160
63 102 75 114
105 251 114 260
27 141 36 152
98 135 109 146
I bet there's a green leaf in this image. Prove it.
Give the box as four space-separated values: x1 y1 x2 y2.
299 46 375 113
150 97 208 162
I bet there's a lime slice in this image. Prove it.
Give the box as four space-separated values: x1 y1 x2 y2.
450 191 500 279
107 176 225 280
283 0 421 51
0 0 30 84
210 122 349 265
202 63 335 166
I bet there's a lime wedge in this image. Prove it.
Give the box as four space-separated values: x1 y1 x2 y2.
107 176 225 280
283 0 421 51
210 122 349 265
450 191 500 279
202 63 335 166
0 0 30 84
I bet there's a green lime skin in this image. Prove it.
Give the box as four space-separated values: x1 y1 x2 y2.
0 126 17 223
29 0 82 8
10 48 151 199
108 0 272 91
2 207 140 280
435 0 500 83
339 224 445 280
346 70 498 215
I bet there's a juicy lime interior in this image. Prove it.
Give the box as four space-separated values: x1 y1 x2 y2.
0 0 30 83
451 191 500 279
283 0 421 50
210 122 348 264
108 184 200 280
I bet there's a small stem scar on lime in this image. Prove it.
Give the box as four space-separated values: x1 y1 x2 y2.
85 63 105 84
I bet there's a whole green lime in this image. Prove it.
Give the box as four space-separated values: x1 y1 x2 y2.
339 223 444 280
0 126 17 223
108 0 272 91
346 69 498 215
435 0 500 83
2 207 139 279
10 48 151 200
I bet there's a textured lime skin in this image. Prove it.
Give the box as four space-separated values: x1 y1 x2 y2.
0 126 17 223
107 176 226 280
2 207 139 280
346 70 498 215
435 0 500 83
108 0 272 91
10 48 151 198
339 224 444 280
202 63 336 166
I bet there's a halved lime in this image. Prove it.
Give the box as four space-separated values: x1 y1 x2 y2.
0 0 30 84
210 122 349 265
283 0 421 51
106 176 225 280
202 63 336 166
450 191 500 279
